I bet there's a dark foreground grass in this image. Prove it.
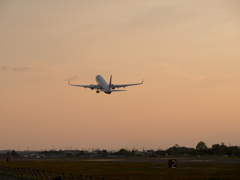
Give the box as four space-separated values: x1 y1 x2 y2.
1 159 240 180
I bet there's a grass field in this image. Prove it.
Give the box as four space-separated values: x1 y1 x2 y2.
1 158 240 180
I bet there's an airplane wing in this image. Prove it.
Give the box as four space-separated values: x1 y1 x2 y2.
112 80 144 89
68 81 101 89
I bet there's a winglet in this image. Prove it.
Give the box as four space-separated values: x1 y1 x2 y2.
68 80 71 85
142 79 144 84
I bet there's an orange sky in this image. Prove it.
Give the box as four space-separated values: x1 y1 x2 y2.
0 0 240 151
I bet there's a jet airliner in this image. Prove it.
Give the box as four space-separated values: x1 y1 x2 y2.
68 75 143 94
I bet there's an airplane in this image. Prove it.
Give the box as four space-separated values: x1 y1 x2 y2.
68 75 143 94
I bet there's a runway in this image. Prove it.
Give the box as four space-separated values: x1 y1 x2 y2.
84 158 240 164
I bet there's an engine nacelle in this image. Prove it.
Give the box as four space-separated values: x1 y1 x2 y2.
111 84 115 89
90 84 94 90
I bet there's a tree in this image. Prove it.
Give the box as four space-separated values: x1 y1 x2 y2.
219 143 229 155
211 143 230 155
116 149 135 156
211 144 220 154
167 144 181 155
11 150 19 158
229 146 240 156
196 141 208 152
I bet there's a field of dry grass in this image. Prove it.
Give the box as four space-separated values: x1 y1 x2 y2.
1 158 240 180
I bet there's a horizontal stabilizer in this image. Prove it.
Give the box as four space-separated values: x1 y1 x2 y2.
112 90 127 92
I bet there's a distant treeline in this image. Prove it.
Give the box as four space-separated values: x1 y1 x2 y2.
40 141 240 157
113 141 240 157
156 141 240 157
3 141 240 158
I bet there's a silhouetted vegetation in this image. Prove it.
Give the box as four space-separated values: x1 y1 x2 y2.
4 142 239 159
115 149 136 157
162 142 240 157
112 142 240 157
10 150 19 158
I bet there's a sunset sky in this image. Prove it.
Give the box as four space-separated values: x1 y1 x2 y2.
1 0 240 151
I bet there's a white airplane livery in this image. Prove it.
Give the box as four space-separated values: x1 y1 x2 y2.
68 75 143 94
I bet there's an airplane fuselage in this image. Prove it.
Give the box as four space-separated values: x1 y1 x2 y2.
96 75 111 94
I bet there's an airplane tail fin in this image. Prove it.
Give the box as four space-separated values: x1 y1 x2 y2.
109 75 112 88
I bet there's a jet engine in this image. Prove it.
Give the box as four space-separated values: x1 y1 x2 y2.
111 84 115 89
90 84 94 90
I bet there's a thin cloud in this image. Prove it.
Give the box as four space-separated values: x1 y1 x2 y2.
66 73 81 81
1 65 35 71
1 62 51 72
1 63 83 82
